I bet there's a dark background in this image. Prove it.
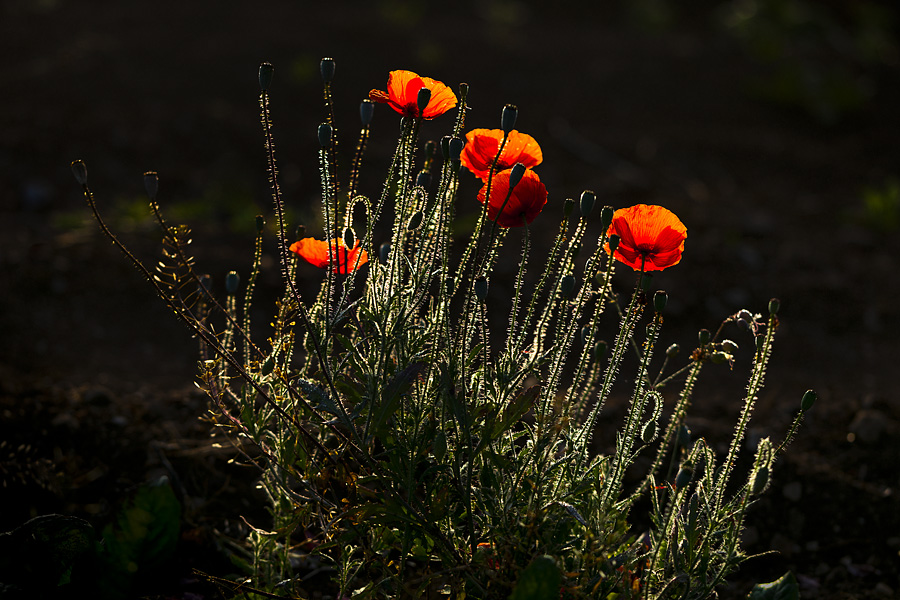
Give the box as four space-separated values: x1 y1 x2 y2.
1 1 899 597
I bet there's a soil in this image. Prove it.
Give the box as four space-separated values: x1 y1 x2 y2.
2 1 899 598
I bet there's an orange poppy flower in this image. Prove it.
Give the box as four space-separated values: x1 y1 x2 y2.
461 129 543 181
604 204 687 272
289 237 368 274
477 168 548 228
368 70 457 119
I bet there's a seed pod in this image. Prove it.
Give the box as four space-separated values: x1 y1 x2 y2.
501 103 518 133
564 198 575 218
143 171 159 200
508 162 526 190
698 328 711 346
225 271 240 295
71 160 88 185
360 99 375 126
440 136 451 160
474 276 488 301
258 62 274 91
600 205 615 230
416 87 432 115
318 122 333 148
607 234 620 253
654 290 668 313
801 389 817 412
768 297 781 315
320 57 335 82
579 190 596 217
448 137 464 161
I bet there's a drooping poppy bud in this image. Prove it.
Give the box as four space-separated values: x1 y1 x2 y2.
801 389 817 412
666 343 680 357
675 463 693 489
698 328 711 345
71 160 88 185
721 339 739 355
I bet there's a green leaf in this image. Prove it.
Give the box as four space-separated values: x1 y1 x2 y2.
509 555 561 600
372 362 425 434
0 514 97 588
98 476 181 597
747 572 799 600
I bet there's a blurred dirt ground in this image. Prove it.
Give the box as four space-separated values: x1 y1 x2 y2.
1 1 899 598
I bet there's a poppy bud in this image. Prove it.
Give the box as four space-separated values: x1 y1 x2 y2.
360 99 375 126
608 234 620 254
320 57 335 82
143 171 158 200
666 343 680 357
416 171 431 188
225 271 240 295
501 103 518 133
721 339 738 354
654 290 667 313
440 136 451 160
71 160 88 185
343 227 355 248
508 162 527 191
675 464 693 489
560 275 576 298
710 351 729 364
433 430 447 462
738 309 753 322
474 276 488 301
768 297 780 315
256 215 265 233
801 389 817 412
600 205 615 230
641 420 657 444
564 198 575 218
594 340 608 361
416 87 432 116
318 123 332 148
579 190 596 217
750 466 769 495
458 82 469 99
448 137 464 161
407 211 423 231
379 242 391 264
736 318 750 332
677 424 691 449
698 328 711 345
258 62 274 91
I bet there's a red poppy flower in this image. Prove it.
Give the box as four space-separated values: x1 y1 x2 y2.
604 204 687 272
477 168 548 228
289 237 368 274
368 70 457 119
461 129 543 181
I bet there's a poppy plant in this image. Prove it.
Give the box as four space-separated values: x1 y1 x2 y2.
477 168 548 228
604 204 687 272
290 237 368 274
368 70 457 119
460 128 543 181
